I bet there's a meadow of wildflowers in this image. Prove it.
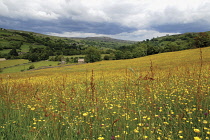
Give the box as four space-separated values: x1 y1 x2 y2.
0 47 210 140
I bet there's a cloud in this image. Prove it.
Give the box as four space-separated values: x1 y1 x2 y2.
0 0 210 41
48 30 179 41
1 0 210 25
48 32 107 38
112 30 180 41
0 0 60 20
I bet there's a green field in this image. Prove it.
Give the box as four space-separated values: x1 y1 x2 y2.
0 59 29 68
63 54 107 59
1 60 60 73
0 49 11 55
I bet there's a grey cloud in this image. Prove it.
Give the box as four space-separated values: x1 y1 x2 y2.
152 21 210 33
0 0 210 41
1 0 210 27
0 16 136 35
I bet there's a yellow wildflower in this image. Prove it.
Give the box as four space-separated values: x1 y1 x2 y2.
179 136 183 139
123 131 128 134
179 131 183 133
83 112 88 117
194 129 201 133
194 137 201 140
203 120 208 124
115 135 120 138
98 136 104 140
31 107 35 110
134 129 139 133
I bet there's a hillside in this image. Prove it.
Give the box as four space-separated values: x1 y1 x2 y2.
0 28 133 56
83 36 135 43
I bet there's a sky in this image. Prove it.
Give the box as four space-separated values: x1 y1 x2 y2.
1 0 210 41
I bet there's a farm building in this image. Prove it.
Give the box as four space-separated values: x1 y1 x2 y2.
78 58 85 63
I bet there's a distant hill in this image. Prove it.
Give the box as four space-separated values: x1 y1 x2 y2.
0 28 134 57
84 36 136 43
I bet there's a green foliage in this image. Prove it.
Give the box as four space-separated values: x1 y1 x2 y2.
28 64 35 70
0 28 133 63
124 51 133 59
55 55 64 61
73 57 79 63
66 57 70 63
103 55 110 60
9 48 18 56
0 43 3 50
114 50 124 60
9 41 23 49
194 32 210 48
84 47 101 63
28 53 39 62
132 47 147 58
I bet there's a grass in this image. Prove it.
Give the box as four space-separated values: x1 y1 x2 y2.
0 47 210 140
0 41 10 46
63 54 107 59
20 44 30 52
0 59 29 68
0 31 12 36
0 49 11 55
19 44 46 52
1 60 59 73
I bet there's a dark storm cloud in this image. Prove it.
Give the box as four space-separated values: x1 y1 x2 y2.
152 21 210 33
0 16 136 35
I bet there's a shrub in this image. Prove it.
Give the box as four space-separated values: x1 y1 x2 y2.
28 64 35 70
104 55 110 60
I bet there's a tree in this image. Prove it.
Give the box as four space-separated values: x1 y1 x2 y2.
104 55 110 60
194 32 210 48
84 47 101 63
0 43 3 50
132 47 147 58
9 41 22 49
28 53 39 62
73 57 78 63
9 48 18 56
66 57 70 63
114 50 124 60
55 55 64 61
28 64 35 70
39 53 49 60
124 51 133 59
165 42 179 52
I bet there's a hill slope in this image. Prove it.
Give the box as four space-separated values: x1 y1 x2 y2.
0 28 133 54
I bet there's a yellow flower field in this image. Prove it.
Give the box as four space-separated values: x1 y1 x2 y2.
0 47 210 139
